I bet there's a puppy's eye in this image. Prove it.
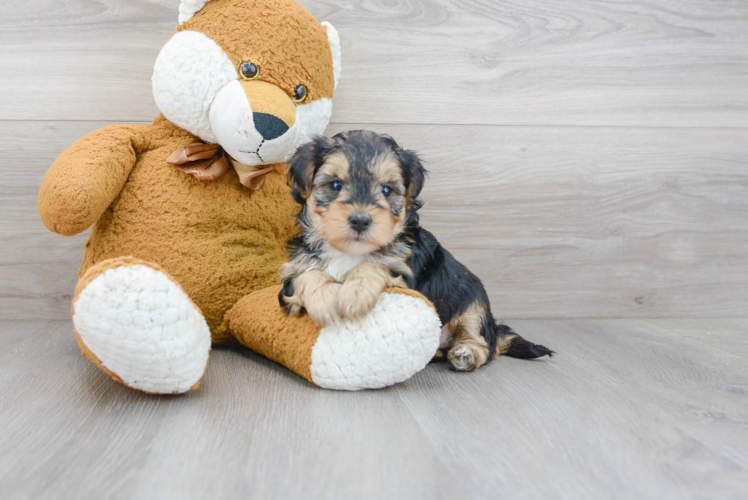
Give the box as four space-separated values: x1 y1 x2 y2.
293 85 307 103
240 62 259 80
381 185 393 198
330 180 344 192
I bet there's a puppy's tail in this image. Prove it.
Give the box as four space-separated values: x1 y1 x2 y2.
495 323 554 360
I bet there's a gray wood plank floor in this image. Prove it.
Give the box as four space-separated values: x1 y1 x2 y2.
1 319 746 500
2 1 747 499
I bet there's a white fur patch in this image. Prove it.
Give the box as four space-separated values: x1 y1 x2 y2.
322 22 342 90
208 80 263 163
179 0 210 24
209 81 333 166
310 246 410 282
73 265 212 394
152 30 238 143
323 253 366 282
310 292 442 390
294 98 334 150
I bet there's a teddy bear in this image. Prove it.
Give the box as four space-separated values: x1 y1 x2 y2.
37 0 441 393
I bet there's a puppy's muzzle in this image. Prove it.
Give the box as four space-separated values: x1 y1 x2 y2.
349 213 372 234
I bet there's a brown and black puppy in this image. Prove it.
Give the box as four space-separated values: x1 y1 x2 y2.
279 130 553 371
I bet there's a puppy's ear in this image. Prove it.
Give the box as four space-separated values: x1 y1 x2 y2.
397 149 427 203
288 136 336 204
332 130 352 143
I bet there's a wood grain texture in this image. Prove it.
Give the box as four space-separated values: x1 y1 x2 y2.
3 2 747 498
1 319 746 500
4 120 747 319
0 0 746 126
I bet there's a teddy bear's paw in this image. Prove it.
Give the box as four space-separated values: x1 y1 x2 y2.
72 264 211 394
309 290 442 391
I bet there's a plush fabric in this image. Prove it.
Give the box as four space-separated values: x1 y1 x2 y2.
153 30 237 144
42 116 295 340
226 285 319 383
179 0 336 104
309 289 441 390
227 287 441 390
73 257 211 394
179 0 211 24
38 0 442 393
321 22 342 90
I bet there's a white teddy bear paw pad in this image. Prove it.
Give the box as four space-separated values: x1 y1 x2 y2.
309 292 442 391
73 265 211 394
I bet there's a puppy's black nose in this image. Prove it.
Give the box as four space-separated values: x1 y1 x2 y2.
253 113 289 140
349 214 372 234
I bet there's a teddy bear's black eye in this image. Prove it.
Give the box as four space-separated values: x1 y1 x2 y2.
293 85 307 103
240 62 259 80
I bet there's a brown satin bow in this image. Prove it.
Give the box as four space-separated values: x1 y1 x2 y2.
167 141 275 190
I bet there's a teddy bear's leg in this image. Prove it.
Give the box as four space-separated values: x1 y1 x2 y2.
225 286 442 391
71 257 212 394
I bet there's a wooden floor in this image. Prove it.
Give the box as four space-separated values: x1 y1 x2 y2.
2 1 748 499
1 318 746 500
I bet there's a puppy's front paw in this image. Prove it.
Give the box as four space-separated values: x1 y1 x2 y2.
390 275 408 289
338 279 382 322
305 283 342 327
281 294 304 316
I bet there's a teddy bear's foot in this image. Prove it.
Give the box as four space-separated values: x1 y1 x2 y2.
72 257 211 394
311 290 442 390
227 286 442 391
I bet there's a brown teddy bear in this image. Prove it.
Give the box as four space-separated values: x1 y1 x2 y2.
38 0 441 393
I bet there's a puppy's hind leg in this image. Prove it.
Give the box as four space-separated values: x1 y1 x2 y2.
446 304 491 372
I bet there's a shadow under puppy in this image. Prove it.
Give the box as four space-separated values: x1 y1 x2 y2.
279 130 553 371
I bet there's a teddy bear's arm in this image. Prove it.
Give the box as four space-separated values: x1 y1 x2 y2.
38 124 145 236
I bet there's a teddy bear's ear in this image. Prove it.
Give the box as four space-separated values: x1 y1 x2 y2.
288 136 337 204
179 0 210 24
321 22 342 91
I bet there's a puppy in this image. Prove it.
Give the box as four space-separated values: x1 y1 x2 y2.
279 130 553 371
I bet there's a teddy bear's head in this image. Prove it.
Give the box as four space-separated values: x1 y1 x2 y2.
153 0 341 167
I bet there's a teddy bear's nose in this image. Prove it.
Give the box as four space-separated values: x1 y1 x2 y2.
253 113 289 141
